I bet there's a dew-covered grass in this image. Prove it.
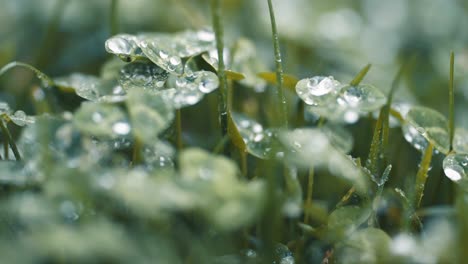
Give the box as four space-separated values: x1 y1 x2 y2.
0 0 468 263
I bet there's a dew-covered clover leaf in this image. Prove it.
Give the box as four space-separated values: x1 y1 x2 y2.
327 205 372 241
142 140 175 171
279 128 367 191
106 28 215 75
231 112 282 159
9 110 35 126
179 148 265 230
54 73 125 103
125 89 174 144
404 106 449 154
298 76 386 124
118 61 169 91
202 38 267 91
156 69 219 108
453 128 468 154
104 34 143 62
296 76 342 105
0 102 35 127
335 228 391 263
73 102 131 138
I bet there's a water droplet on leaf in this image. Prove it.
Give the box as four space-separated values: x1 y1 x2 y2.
443 153 468 182
296 76 342 105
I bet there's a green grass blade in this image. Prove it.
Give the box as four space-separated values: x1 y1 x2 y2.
367 109 384 176
0 61 54 86
266 0 288 128
303 168 314 224
211 0 229 140
110 0 119 36
414 142 434 208
350 63 371 86
0 121 21 161
449 51 455 152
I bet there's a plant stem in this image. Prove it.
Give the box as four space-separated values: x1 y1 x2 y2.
0 62 54 87
175 109 183 150
211 0 229 140
414 142 433 208
0 121 21 160
110 0 119 36
2 128 8 160
303 168 314 224
266 0 288 128
240 151 248 178
132 137 143 165
35 0 68 69
449 51 455 152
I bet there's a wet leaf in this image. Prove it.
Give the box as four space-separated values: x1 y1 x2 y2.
126 89 174 143
257 72 299 91
118 61 169 91
279 128 366 191
338 84 386 112
9 110 35 126
336 228 391 263
405 106 449 154
73 102 131 138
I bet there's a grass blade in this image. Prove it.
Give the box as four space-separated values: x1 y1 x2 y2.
110 0 119 36
211 0 229 141
350 63 371 86
414 142 434 208
449 51 455 152
266 0 288 128
0 61 54 86
0 121 21 161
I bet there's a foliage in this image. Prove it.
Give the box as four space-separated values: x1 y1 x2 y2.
0 0 467 263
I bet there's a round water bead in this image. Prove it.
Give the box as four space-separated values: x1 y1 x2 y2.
192 71 219 93
402 124 428 152
119 61 169 91
296 76 342 105
339 84 386 112
443 153 468 182
9 110 35 126
105 34 139 62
